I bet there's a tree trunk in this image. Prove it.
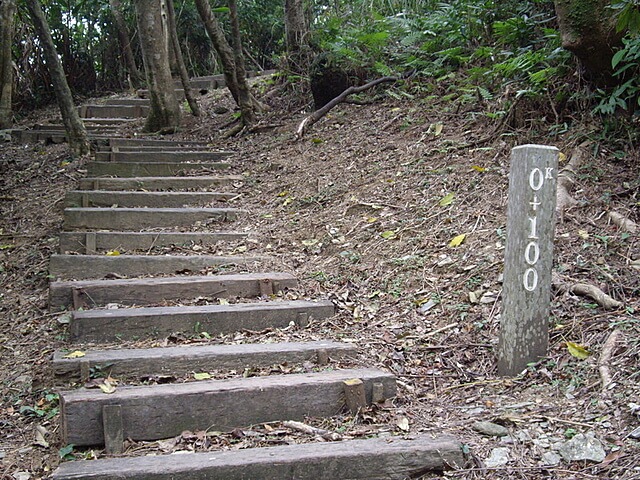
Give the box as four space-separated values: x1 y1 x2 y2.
109 0 144 89
25 0 89 156
284 0 311 75
0 0 16 129
194 0 240 103
228 0 256 126
554 0 623 84
133 0 181 132
166 0 200 116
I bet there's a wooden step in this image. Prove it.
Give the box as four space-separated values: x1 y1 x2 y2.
106 138 208 148
83 118 137 125
63 207 240 230
49 254 263 280
59 231 249 254
33 124 120 132
99 145 216 152
94 151 232 162
99 98 151 106
65 191 236 208
85 161 230 177
65 299 334 342
59 368 396 446
79 105 150 119
53 340 353 382
77 176 242 191
49 272 298 309
51 433 463 479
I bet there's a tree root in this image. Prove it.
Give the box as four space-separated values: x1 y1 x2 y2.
598 329 622 392
552 273 623 309
556 141 589 222
608 211 638 233
295 76 399 139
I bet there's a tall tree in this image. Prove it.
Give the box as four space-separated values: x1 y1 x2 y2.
228 0 256 127
109 0 144 89
194 0 262 128
133 0 181 132
0 0 16 129
25 0 89 156
284 0 310 75
166 0 200 116
554 0 622 84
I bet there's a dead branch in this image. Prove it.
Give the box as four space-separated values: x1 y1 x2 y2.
295 76 399 139
608 211 638 233
556 141 589 222
552 273 623 310
281 420 343 441
599 329 622 392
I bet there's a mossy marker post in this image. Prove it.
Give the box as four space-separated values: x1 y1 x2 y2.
498 145 559 376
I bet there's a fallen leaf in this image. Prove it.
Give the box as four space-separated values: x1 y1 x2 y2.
366 217 378 223
397 416 410 431
98 380 117 394
283 196 294 206
63 350 86 359
380 230 396 239
218 298 230 305
559 152 567 162
439 192 455 206
302 239 319 246
194 372 212 380
448 233 466 247
277 191 289 197
34 425 49 448
471 165 486 172
105 250 120 256
578 230 589 239
566 341 591 359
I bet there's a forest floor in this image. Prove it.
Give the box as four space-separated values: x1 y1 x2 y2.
1 77 639 479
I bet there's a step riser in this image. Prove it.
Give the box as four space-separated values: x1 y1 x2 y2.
51 434 463 480
98 99 150 106
60 369 396 445
77 176 242 191
65 191 235 208
80 105 150 119
59 232 248 254
66 300 334 342
49 254 262 280
94 151 232 162
49 273 298 310
53 341 352 383
63 207 239 230
106 138 207 147
86 162 230 177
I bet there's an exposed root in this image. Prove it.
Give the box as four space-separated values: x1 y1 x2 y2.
295 76 399 139
281 420 343 441
608 211 638 233
552 273 623 309
599 329 622 392
556 141 589 222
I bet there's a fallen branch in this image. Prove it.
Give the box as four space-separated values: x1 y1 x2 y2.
599 329 622 392
608 211 638 233
281 420 342 441
556 141 589 222
295 76 399 139
552 273 623 309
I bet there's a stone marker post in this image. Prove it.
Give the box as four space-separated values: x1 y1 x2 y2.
498 145 559 376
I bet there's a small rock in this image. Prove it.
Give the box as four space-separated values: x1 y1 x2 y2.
12 472 30 480
557 432 606 463
213 106 230 115
540 451 562 466
485 447 510 467
473 421 509 437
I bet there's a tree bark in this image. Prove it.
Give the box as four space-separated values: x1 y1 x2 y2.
228 0 256 126
194 0 240 103
284 0 311 75
554 0 623 84
0 0 16 129
133 0 181 132
166 0 200 116
109 0 144 89
25 0 89 156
